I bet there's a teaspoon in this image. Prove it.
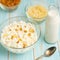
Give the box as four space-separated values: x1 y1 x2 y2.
36 46 56 60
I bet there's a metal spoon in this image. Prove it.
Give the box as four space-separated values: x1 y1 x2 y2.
36 46 56 60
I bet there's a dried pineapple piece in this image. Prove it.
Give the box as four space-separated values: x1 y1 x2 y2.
29 28 34 33
11 35 17 39
19 27 22 31
28 33 31 36
23 42 28 48
3 34 8 38
24 30 27 33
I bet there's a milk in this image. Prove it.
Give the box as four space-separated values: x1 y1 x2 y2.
45 7 60 43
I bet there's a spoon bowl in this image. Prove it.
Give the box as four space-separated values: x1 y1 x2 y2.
44 46 56 57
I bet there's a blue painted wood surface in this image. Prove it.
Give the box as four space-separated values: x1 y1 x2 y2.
0 0 60 60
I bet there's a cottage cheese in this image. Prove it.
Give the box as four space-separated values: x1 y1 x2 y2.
1 21 37 48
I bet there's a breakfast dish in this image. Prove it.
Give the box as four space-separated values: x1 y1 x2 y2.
1 21 37 48
1 0 20 7
26 5 48 21
0 0 21 11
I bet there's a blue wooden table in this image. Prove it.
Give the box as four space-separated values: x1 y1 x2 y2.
0 0 60 60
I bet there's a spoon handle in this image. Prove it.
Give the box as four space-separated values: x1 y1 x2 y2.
36 55 44 60
57 40 60 56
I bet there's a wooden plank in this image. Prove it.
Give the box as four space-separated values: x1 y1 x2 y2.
0 7 10 60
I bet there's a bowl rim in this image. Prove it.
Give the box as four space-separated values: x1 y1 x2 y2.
0 16 41 49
